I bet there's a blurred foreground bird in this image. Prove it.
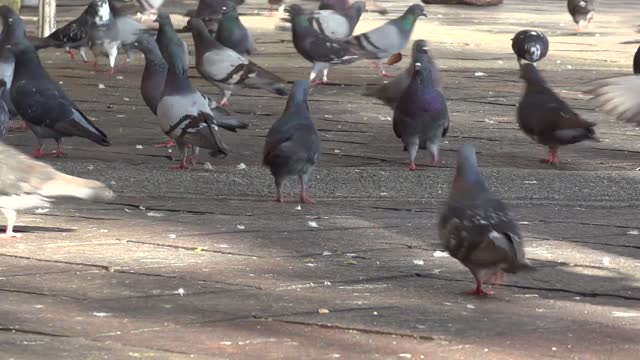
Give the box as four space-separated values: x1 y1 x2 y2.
439 144 532 296
567 0 595 32
0 142 115 238
588 72 640 126
511 30 548 66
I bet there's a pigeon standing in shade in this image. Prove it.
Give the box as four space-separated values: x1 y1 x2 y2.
439 144 531 296
156 13 245 169
189 17 287 106
634 46 640 74
588 72 640 126
364 39 440 109
307 1 366 40
346 4 427 77
393 61 449 171
1 6 110 157
567 0 595 32
511 30 549 66
517 63 597 165
263 80 320 204
289 4 360 84
0 142 114 238
215 4 256 56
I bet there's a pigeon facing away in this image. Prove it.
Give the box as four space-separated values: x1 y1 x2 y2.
511 30 549 66
393 61 449 171
567 0 595 32
588 74 640 126
189 17 288 106
517 63 597 165
215 4 257 56
634 46 640 74
289 4 360 84
0 142 114 238
364 39 441 109
346 4 427 77
439 144 531 296
263 80 320 204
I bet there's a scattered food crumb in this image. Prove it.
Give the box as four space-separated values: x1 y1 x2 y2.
237 224 246 230
626 230 639 235
307 221 319 228
399 354 412 359
474 72 488 77
433 251 449 257
318 308 330 314
322 251 332 256
195 247 206 252
35 208 49 214
345 259 358 265
138 205 146 210
98 83 105 89
136 145 143 149
413 259 424 265
612 312 640 317
466 304 475 309
92 312 112 317
177 288 185 296
168 234 176 239
236 163 247 170
203 162 214 170
603 257 610 266
146 212 164 217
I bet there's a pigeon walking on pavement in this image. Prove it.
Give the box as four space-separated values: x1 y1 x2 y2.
215 4 256 56
511 30 549 66
439 144 532 296
289 4 360 84
567 0 595 32
393 60 449 171
517 63 598 165
364 39 440 109
0 142 115 238
345 4 427 77
263 80 320 204
189 17 287 106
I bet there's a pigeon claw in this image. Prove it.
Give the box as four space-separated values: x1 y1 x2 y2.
465 287 494 296
66 49 75 61
172 160 190 170
274 196 284 203
300 192 316 204
155 139 177 148
311 79 328 86
408 163 417 171
0 231 21 239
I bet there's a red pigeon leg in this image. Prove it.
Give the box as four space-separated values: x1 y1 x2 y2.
0 209 21 238
466 278 494 296
172 158 190 170
299 175 315 204
66 48 75 61
32 144 48 158
155 138 176 148
50 142 66 158
408 161 417 171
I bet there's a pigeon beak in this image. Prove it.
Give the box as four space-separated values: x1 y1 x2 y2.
421 11 428 17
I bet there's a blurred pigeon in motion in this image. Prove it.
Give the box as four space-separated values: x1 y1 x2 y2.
1 6 110 157
263 80 320 204
215 4 256 56
0 6 21 122
134 0 165 20
0 81 9 138
86 0 121 73
634 46 640 74
189 17 287 106
0 142 115 238
588 73 640 126
156 13 246 169
518 63 597 165
393 61 448 171
567 0 595 32
345 4 427 77
307 1 366 40
108 0 146 67
289 4 360 84
364 39 440 108
511 30 548 66
439 144 531 296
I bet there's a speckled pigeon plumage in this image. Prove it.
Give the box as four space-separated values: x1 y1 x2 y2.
439 144 531 296
215 4 256 56
263 80 320 204
567 0 595 32
364 39 441 109
517 63 598 165
190 17 287 106
511 29 548 66
345 4 426 76
393 60 449 171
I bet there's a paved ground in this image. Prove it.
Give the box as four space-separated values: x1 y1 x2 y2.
2 0 640 358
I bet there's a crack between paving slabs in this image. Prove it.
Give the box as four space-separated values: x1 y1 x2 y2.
0 327 69 338
528 235 640 250
125 240 262 258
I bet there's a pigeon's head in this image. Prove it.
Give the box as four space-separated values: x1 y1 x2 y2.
0 5 18 23
288 4 305 19
405 4 427 18
220 2 239 16
412 39 429 58
0 5 26 40
131 34 157 53
93 0 112 25
154 12 172 27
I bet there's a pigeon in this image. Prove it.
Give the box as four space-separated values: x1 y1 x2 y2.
439 144 531 296
108 0 146 67
320 0 387 16
189 17 288 106
364 39 441 109
2 7 110 157
0 80 9 138
156 12 244 169
263 80 320 204
0 141 115 238
345 4 427 77
393 60 449 170
289 4 360 84
517 63 597 165
86 0 121 73
155 14 190 69
0 6 21 121
215 4 256 56
511 30 549 66
307 1 366 40
567 0 595 32
634 45 640 74
588 74 640 126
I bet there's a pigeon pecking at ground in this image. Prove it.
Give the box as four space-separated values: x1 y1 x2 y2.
0 141 115 238
439 144 532 296
511 29 549 66
364 39 441 109
263 80 320 204
289 3 361 84
567 0 595 32
215 3 257 56
189 17 287 106
517 63 598 165
345 4 427 77
393 60 449 171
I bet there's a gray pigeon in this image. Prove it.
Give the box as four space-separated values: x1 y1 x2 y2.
567 0 595 32
0 141 114 238
511 30 549 66
189 17 288 106
215 4 256 56
364 39 440 109
156 12 244 169
393 61 449 171
346 4 427 77
86 0 121 73
289 1 366 40
518 63 597 165
0 6 20 121
289 4 360 84
589 74 640 126
263 80 320 204
439 144 531 296
2 7 110 157
0 81 9 138
154 14 190 68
